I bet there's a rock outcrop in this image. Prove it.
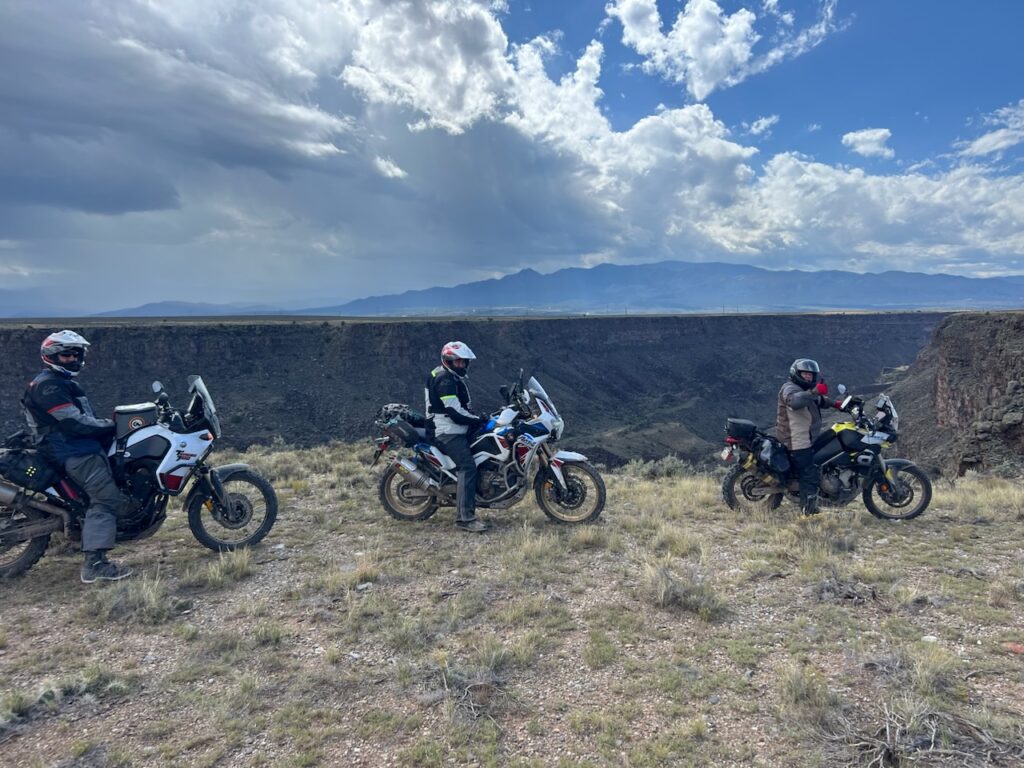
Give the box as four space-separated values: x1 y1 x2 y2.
1 313 943 465
891 311 1024 475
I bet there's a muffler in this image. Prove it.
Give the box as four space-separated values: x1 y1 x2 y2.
0 480 71 525
397 458 440 492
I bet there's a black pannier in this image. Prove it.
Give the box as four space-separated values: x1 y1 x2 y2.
114 403 160 439
0 449 60 492
383 418 423 448
726 418 757 441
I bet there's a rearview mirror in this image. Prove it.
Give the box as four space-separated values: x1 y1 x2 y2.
836 384 847 396
151 381 163 394
499 385 510 402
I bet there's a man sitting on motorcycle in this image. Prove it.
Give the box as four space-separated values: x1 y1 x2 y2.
22 330 134 583
425 341 488 533
776 358 835 516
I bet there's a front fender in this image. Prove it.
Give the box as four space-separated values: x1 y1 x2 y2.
183 463 251 510
880 457 916 481
547 450 589 490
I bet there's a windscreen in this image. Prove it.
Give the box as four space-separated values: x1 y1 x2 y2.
188 375 222 437
527 377 558 417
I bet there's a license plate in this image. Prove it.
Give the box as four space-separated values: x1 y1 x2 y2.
720 447 733 461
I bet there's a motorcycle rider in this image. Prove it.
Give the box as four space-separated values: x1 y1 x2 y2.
776 358 833 516
22 330 134 583
425 341 488 533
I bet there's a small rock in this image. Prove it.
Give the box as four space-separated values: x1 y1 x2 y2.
1001 412 1023 428
356 582 372 592
1002 642 1024 655
708 695 720 705
273 543 286 550
922 635 939 643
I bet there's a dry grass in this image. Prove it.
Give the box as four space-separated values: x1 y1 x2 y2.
1 445 1023 767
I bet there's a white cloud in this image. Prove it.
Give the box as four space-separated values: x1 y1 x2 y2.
341 0 513 135
3 0 1024 311
605 0 842 100
762 0 794 26
958 99 1024 157
373 156 408 179
807 123 822 132
746 114 779 136
842 128 895 159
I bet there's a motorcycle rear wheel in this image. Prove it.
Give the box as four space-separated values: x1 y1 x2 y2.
722 464 783 513
379 464 439 521
187 470 278 551
863 465 931 521
0 507 51 578
535 462 606 524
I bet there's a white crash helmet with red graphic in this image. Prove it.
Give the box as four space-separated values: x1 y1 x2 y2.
440 341 476 378
41 329 91 377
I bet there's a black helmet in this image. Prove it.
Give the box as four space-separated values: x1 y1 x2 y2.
789 358 820 390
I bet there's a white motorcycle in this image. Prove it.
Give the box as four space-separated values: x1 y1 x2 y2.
372 373 606 524
0 376 278 578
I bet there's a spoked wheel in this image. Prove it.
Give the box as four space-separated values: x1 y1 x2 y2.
722 464 783 513
863 465 932 521
0 507 52 578
535 462 606 524
187 470 278 551
379 464 438 521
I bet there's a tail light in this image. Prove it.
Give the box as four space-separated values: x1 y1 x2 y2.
725 437 739 445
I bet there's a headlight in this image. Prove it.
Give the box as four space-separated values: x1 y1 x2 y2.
552 418 564 439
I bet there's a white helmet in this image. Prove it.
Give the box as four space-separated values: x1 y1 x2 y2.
41 330 91 377
440 341 476 378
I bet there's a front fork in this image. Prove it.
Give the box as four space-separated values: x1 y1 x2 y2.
196 465 230 510
538 445 569 491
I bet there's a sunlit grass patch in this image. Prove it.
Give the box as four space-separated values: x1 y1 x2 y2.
180 548 253 589
1 664 133 736
778 661 842 731
80 571 190 625
642 558 725 621
582 629 618 670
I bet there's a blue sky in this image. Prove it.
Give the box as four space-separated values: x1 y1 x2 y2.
1 0 1023 313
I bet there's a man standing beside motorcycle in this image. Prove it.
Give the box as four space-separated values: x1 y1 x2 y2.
425 341 488 533
776 358 834 516
22 330 134 583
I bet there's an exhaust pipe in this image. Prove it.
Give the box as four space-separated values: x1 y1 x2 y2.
0 480 72 525
397 458 440 492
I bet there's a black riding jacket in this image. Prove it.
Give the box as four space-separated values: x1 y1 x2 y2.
22 370 115 462
424 365 483 437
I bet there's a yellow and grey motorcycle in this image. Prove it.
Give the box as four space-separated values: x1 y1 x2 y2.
720 387 932 520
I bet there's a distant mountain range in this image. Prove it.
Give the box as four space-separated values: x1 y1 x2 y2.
4 261 1024 318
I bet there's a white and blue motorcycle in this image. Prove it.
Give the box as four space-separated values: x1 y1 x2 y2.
372 373 606 524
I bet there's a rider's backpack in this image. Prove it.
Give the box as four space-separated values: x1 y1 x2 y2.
0 448 60 492
375 403 427 429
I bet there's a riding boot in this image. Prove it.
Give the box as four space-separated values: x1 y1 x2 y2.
801 495 820 516
80 549 133 584
455 470 487 532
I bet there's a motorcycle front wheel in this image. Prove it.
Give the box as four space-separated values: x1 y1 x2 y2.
535 462 606 523
863 464 932 521
721 464 783 513
0 507 51 578
187 470 278 551
379 464 439 521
